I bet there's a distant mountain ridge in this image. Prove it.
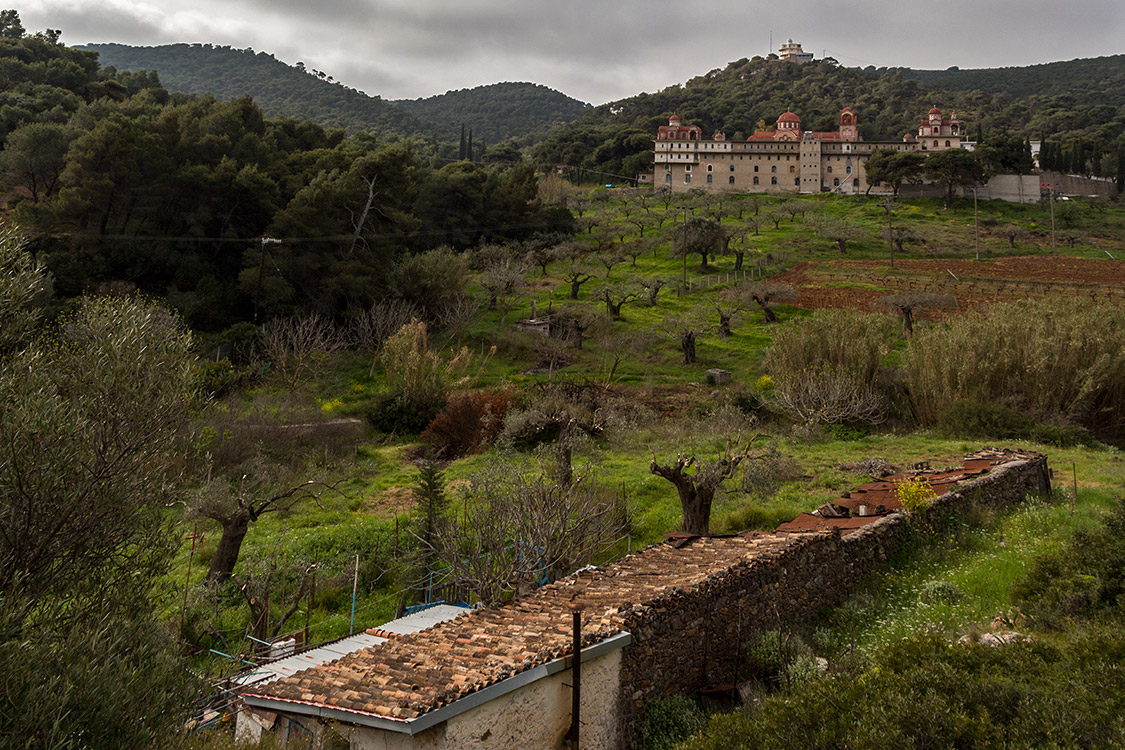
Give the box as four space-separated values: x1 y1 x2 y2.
394 82 589 145
887 55 1125 106
79 42 432 136
80 43 589 144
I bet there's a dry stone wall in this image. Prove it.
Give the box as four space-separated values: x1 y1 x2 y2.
616 450 1050 746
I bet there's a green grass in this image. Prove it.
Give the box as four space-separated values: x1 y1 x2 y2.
172 189 1125 671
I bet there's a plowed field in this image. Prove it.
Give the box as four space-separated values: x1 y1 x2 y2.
771 255 1125 316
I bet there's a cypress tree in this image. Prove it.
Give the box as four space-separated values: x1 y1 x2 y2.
467 128 473 162
458 123 466 161
412 460 448 603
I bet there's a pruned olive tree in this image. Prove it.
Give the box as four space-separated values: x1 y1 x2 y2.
192 453 342 585
746 282 797 323
650 437 763 535
419 461 628 604
878 293 957 336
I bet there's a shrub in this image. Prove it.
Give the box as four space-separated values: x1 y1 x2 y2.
894 476 937 512
363 392 445 435
193 358 249 398
635 695 706 750
740 447 802 497
422 390 512 458
768 368 887 426
765 308 897 382
937 399 1093 447
905 299 1125 440
1013 498 1125 626
918 580 964 604
745 629 813 687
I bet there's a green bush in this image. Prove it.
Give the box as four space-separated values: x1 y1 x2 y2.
936 399 1093 447
635 694 706 750
363 392 445 435
680 629 1125 750
1012 498 1125 627
824 423 870 441
193 357 249 398
918 579 964 604
905 299 1125 440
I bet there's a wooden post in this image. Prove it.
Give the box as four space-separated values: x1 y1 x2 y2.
570 609 582 749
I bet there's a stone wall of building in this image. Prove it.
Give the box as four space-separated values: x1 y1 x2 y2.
615 452 1049 746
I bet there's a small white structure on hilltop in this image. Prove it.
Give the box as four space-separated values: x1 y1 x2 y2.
778 39 813 63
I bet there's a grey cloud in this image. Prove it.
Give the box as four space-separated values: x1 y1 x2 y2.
17 0 1125 104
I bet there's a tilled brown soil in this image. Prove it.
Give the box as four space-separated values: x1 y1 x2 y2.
771 255 1125 316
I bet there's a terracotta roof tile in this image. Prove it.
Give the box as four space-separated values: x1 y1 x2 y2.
244 449 1032 722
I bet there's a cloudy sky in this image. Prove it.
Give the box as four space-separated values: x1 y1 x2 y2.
18 1 1125 105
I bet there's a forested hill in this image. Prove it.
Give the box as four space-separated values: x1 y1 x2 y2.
79 42 434 136
1 32 573 331
888 55 1125 106
393 82 589 146
533 55 1125 181
80 44 590 144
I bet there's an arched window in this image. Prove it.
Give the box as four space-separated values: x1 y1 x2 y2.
730 176 735 184
706 174 712 184
771 165 777 173
945 140 951 147
794 178 799 186
771 177 778 185
707 164 713 172
833 178 839 186
729 164 735 172
827 166 833 173
685 174 692 184
753 176 759 185
664 173 671 183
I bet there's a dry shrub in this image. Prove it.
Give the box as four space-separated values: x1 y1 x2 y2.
904 298 1125 439
422 390 513 458
765 309 897 381
769 368 888 426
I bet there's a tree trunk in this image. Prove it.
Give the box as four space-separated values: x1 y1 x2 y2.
681 331 696 364
734 251 744 273
899 306 914 336
674 483 712 535
837 238 847 253
718 313 732 338
207 512 251 584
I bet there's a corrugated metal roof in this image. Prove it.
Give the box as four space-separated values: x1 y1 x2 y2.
233 604 468 689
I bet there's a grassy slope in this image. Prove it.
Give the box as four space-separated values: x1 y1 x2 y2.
171 190 1125 663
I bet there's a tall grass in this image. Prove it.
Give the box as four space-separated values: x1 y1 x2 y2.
904 299 1125 438
764 308 898 381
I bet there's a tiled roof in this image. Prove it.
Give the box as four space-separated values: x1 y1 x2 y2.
244 449 1029 722
242 531 815 720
